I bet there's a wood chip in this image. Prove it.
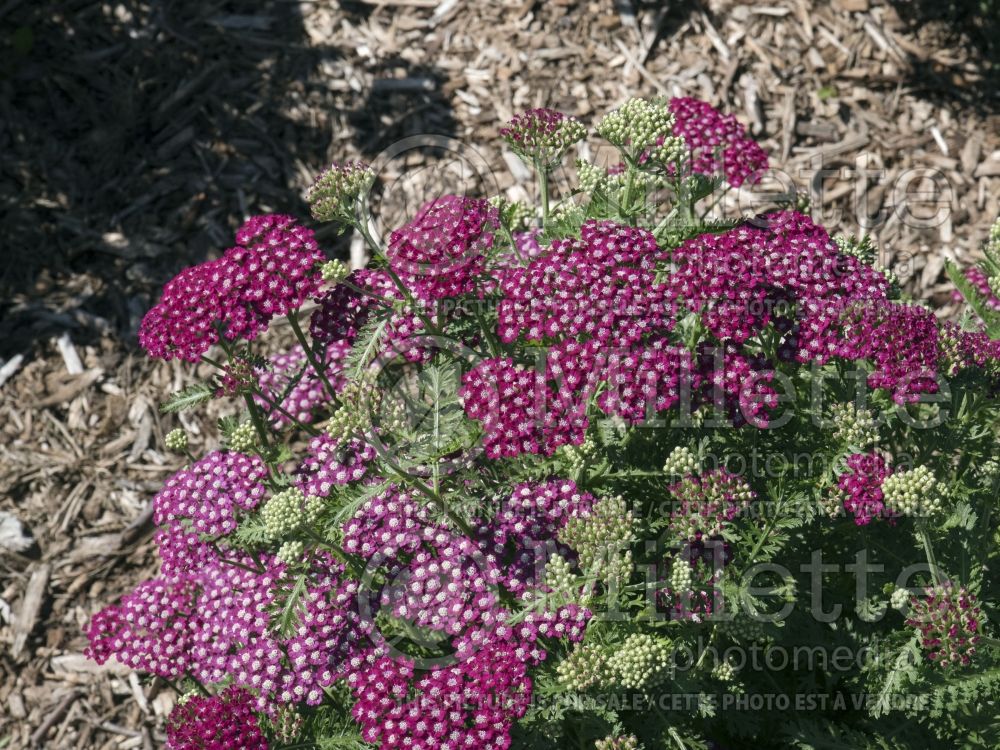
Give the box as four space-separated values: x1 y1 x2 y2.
12 563 51 661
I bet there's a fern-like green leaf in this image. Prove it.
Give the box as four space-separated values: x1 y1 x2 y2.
160 383 214 413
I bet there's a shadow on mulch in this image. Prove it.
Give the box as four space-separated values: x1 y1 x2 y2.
0 0 456 357
889 0 999 111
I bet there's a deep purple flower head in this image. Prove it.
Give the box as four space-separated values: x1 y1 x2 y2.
668 97 769 187
139 215 324 361
386 195 499 302
152 451 268 537
166 687 269 750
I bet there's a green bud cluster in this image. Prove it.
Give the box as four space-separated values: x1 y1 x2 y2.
262 488 322 539
559 494 635 586
327 377 408 441
596 98 685 164
558 435 599 477
719 617 767 643
882 466 941 517
829 402 878 448
544 554 576 594
165 428 188 452
712 661 736 682
977 458 1000 484
320 259 350 284
228 422 257 453
501 109 587 170
595 734 641 750
556 642 609 691
608 633 673 690
663 446 699 477
306 161 375 224
576 161 606 193
276 540 305 564
669 559 694 594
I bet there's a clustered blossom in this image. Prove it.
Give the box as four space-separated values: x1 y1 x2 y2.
306 160 374 224
166 687 269 750
881 466 941 517
309 269 385 345
87 548 367 715
958 266 1000 312
255 341 350 426
938 321 1000 378
464 220 691 457
294 432 378 497
665 468 755 542
668 97 769 187
837 452 893 526
668 211 944 407
500 107 587 168
152 451 268 538
139 215 324 361
907 582 985 668
387 195 499 302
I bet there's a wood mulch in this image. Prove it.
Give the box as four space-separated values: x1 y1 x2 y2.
1 0 997 747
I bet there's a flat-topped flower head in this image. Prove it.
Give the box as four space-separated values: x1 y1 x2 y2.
138 214 324 361
306 161 375 224
386 194 499 301
668 97 768 187
907 582 985 668
501 107 587 169
597 97 685 165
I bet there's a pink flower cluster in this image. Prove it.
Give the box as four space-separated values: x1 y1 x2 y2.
166 686 269 750
347 635 532 750
668 97 769 187
500 107 586 167
837 452 893 525
958 266 1000 312
465 220 691 456
310 268 385 345
139 215 324 361
295 432 378 497
86 548 367 714
907 582 984 667
479 479 596 595
152 451 268 538
387 195 499 302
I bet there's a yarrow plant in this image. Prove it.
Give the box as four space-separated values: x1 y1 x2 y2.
88 97 1000 750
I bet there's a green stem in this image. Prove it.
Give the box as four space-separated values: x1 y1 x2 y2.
288 312 339 402
537 161 551 227
251 387 321 437
917 520 945 585
243 393 272 452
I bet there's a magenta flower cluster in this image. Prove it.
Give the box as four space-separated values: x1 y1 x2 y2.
139 215 324 361
152 451 268 538
668 97 769 187
837 452 893 526
166 686 269 750
387 195 499 302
